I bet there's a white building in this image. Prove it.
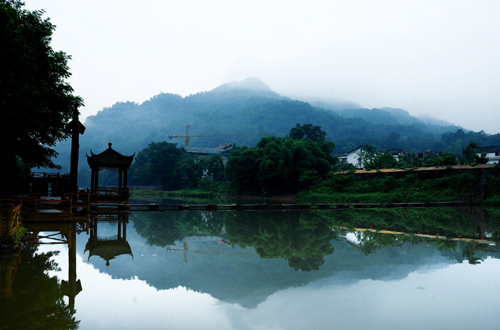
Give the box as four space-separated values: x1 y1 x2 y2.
335 146 406 169
474 146 500 164
335 146 364 168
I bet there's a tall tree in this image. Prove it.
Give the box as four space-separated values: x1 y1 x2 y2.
129 141 182 190
356 145 378 169
289 123 326 141
226 125 336 194
0 1 83 171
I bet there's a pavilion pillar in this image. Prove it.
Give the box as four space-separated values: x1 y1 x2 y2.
94 170 99 192
90 170 95 191
124 169 128 187
118 169 123 189
118 221 122 239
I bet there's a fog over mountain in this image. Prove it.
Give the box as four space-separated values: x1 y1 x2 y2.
25 1 500 134
49 77 500 175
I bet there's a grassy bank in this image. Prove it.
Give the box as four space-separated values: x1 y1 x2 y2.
483 193 500 206
298 172 479 204
130 172 497 205
131 189 218 199
483 175 500 206
130 181 233 200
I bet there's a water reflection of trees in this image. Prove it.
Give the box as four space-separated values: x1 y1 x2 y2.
333 208 482 238
131 207 500 269
132 211 337 271
131 212 228 247
485 208 500 242
225 212 337 271
347 230 490 264
0 245 79 330
331 207 495 264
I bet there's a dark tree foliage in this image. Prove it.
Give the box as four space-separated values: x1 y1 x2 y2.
459 141 488 165
0 245 79 329
226 126 336 194
355 145 378 169
200 154 225 182
224 146 261 193
132 211 228 247
289 123 326 141
172 155 203 189
0 1 83 170
173 154 226 189
371 152 398 169
225 212 337 271
131 212 184 247
128 141 182 190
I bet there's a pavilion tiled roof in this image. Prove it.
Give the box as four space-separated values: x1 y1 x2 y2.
87 143 135 170
85 239 133 266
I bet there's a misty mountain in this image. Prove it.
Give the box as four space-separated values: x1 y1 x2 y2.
212 76 282 98
295 96 361 112
417 114 457 127
53 77 469 171
332 106 457 128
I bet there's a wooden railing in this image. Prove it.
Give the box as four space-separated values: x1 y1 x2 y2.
0 202 22 238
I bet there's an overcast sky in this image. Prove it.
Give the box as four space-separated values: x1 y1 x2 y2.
25 0 500 133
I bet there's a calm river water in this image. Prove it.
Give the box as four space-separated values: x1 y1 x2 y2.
1 206 500 329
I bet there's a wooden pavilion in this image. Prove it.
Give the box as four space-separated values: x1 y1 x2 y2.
86 143 135 192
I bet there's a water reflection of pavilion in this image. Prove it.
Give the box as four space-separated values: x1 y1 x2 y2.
84 214 133 267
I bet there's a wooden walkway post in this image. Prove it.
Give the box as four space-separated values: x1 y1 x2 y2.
6 204 14 237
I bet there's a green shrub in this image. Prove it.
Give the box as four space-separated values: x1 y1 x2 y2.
302 172 479 203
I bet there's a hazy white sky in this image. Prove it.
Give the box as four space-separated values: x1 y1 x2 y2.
25 0 500 133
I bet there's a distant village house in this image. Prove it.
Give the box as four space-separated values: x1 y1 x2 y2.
474 146 500 164
335 146 406 169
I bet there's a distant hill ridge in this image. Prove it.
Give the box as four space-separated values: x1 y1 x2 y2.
54 77 467 171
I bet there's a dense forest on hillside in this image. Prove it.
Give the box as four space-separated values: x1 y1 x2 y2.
52 78 500 175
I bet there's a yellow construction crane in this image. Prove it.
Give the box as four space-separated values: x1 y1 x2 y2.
168 125 271 146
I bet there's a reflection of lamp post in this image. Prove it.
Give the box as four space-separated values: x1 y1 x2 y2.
0 251 20 298
183 241 188 263
62 223 82 310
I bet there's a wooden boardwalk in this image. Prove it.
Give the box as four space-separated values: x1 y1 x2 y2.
4 197 467 218
89 201 464 212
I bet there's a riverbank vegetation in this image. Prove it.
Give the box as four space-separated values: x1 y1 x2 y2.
130 208 498 268
483 166 500 206
298 172 479 204
125 123 497 204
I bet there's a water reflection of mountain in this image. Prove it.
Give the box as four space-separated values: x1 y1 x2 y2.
77 210 500 309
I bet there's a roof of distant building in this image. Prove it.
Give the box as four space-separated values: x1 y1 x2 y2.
382 148 405 155
474 146 500 153
182 143 234 155
335 164 495 175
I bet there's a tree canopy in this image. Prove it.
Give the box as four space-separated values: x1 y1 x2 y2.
128 141 182 190
289 123 327 141
0 0 83 170
226 125 336 194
